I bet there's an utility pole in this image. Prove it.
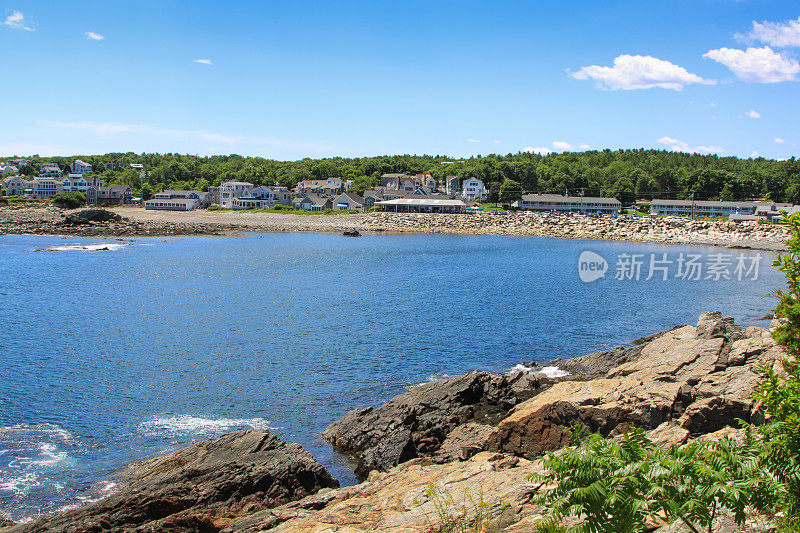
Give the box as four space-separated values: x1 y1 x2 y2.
691 191 695 220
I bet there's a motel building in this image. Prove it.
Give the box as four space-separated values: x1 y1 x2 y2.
514 194 622 215
375 197 468 214
649 200 757 218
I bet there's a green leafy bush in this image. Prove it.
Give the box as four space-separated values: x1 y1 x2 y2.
529 428 780 533
52 191 86 209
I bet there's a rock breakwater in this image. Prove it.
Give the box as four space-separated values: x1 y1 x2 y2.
362 212 789 250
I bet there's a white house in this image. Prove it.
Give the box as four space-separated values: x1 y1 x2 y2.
26 177 64 199
461 177 487 201
70 160 92 174
209 181 253 208
145 197 201 211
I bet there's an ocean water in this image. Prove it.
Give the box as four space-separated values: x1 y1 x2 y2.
0 232 785 522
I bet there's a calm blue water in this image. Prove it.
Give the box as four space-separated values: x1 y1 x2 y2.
0 233 785 522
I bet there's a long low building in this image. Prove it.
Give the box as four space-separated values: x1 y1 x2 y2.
375 197 468 214
144 198 201 211
514 194 621 214
650 200 756 218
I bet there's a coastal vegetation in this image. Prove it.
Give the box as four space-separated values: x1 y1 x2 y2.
51 191 86 209
6 150 799 204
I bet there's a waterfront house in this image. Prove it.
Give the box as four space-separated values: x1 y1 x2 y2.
332 192 365 211
362 189 383 208
209 181 254 208
62 174 102 193
39 163 61 179
26 177 64 199
70 160 92 174
649 199 756 218
294 178 345 196
91 184 133 206
461 177 487 201
375 197 468 214
249 185 292 206
0 176 26 196
293 194 333 211
515 194 621 215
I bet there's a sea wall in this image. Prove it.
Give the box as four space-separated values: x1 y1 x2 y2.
363 212 789 250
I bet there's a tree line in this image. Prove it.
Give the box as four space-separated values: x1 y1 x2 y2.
8 149 799 204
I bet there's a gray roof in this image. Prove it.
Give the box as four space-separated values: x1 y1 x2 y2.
521 194 621 205
376 198 467 207
335 192 365 204
651 199 757 208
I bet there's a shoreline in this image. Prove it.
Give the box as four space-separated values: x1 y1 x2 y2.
0 204 789 251
2 311 784 531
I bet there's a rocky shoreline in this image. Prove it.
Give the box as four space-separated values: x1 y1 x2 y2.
1 311 786 532
0 205 790 250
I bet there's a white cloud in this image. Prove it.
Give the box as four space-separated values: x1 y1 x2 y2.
492 140 500 144
579 143 591 150
695 145 724 154
193 59 213 65
552 141 573 151
743 16 800 48
703 46 800 83
85 31 104 41
3 10 34 31
746 110 761 118
523 146 551 155
658 136 723 154
775 138 785 144
751 151 761 158
466 139 480 143
572 54 715 90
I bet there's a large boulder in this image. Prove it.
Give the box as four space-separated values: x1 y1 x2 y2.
486 313 784 460
63 209 122 225
322 371 519 479
9 430 338 533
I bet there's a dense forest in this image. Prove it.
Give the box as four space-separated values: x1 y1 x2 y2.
8 149 800 204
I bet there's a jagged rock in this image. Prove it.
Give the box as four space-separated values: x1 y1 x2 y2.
486 313 784 460
222 452 544 532
63 209 122 225
0 517 15 529
322 371 520 479
8 430 338 533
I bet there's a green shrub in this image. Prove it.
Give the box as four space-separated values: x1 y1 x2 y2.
52 191 86 209
529 427 781 533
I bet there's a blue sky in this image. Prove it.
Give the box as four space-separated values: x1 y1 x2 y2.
1 0 799 160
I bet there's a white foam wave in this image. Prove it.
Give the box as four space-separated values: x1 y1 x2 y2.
507 364 570 379
139 415 277 436
40 242 126 252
